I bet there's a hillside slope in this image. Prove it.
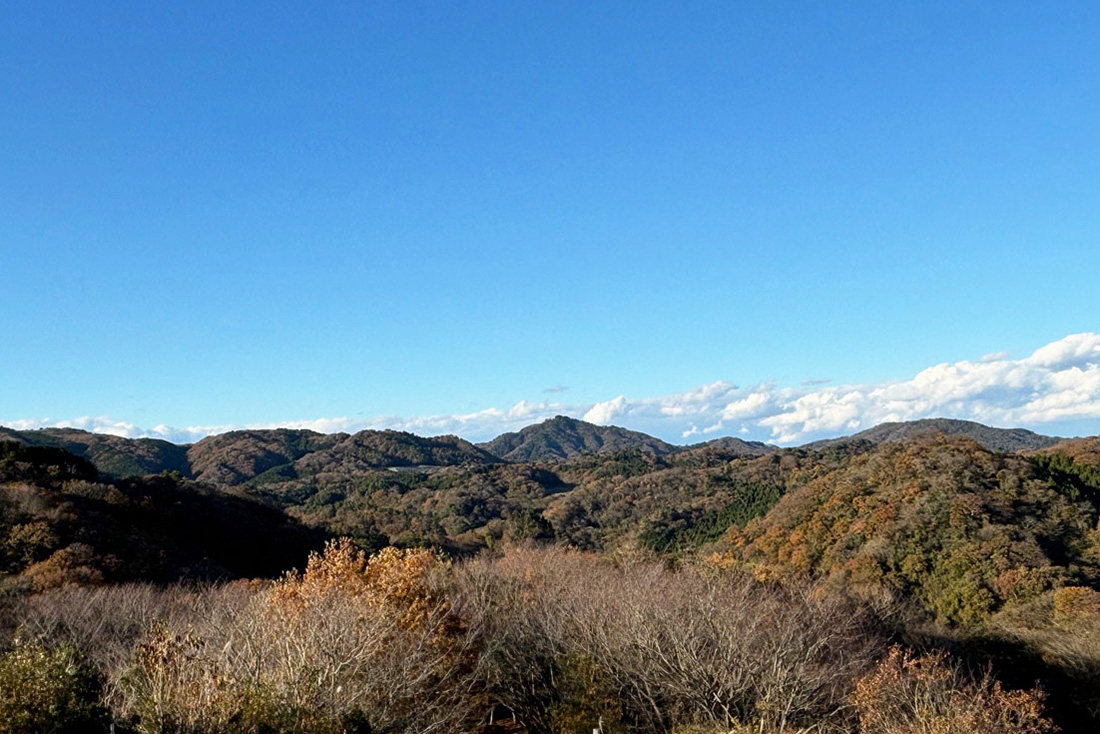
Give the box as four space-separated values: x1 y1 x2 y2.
723 434 1099 626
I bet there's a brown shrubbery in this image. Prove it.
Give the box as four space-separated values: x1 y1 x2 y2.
111 540 485 733
851 646 1052 734
453 546 883 733
1 542 1060 734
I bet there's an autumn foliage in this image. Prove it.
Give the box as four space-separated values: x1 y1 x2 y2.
5 432 1097 733
851 646 1052 734
112 540 483 733
725 435 1100 626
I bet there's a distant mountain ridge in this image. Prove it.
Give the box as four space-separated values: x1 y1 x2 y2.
805 418 1063 453
187 429 500 485
0 417 1071 480
685 435 776 457
477 415 678 462
186 429 343 485
0 426 190 478
0 426 499 484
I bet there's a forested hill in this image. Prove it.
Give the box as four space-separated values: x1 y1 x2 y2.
684 434 776 456
804 417 1063 452
476 415 679 461
186 428 500 485
721 433 1100 624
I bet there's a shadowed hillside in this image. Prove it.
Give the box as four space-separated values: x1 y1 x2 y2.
0 441 323 588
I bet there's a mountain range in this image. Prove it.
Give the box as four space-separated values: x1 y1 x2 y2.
0 416 1068 481
4 415 1099 730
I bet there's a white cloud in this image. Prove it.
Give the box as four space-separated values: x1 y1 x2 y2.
5 333 1100 447
5 416 144 438
583 396 629 425
1026 332 1100 369
506 400 558 420
720 390 773 420
658 380 737 416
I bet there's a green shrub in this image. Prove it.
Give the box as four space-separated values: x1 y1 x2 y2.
0 640 107 734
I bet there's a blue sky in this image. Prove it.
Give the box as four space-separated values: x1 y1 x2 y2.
3 2 1099 444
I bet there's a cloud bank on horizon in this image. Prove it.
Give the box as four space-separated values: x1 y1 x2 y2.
6 333 1100 446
